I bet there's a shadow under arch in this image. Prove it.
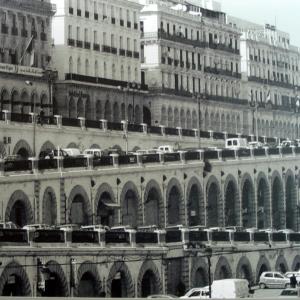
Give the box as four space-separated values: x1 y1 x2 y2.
214 256 233 280
0 261 31 296
256 256 271 283
236 256 253 284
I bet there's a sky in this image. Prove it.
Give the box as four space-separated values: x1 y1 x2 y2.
218 0 300 47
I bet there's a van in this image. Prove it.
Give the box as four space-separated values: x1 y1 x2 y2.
157 145 175 153
62 148 81 157
83 148 102 158
225 138 248 150
211 279 250 298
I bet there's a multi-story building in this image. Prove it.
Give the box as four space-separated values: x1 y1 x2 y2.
51 0 146 123
228 16 300 139
140 0 248 133
0 0 56 117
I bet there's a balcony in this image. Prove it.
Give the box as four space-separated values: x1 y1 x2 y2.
84 42 91 49
120 19 124 26
133 51 139 59
111 17 116 24
174 59 179 67
40 32 47 41
127 21 131 28
21 29 28 37
119 49 126 56
168 57 173 65
94 13 98 20
69 7 74 14
76 40 83 48
134 22 138 30
126 50 132 57
111 47 117 54
11 27 18 36
68 38 75 46
1 24 8 34
93 43 100 51
77 9 81 16
31 30 37 38
85 11 89 18
102 45 111 53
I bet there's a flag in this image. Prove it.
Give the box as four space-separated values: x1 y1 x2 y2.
19 35 35 66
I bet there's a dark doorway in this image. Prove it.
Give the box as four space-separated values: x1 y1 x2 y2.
78 272 97 297
2 275 24 296
141 270 157 297
42 273 66 297
10 200 27 227
143 106 152 126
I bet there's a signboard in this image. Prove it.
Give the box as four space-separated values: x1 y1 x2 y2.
0 62 44 77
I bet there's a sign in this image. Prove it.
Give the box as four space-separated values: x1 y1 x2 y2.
0 62 44 77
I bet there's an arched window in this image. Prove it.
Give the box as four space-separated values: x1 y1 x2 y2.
77 57 81 74
69 57 73 73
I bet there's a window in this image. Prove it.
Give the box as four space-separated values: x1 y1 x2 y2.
120 36 123 48
264 273 273 278
133 39 137 52
127 37 130 50
68 25 72 38
76 26 80 40
84 28 88 42
103 32 107 45
274 274 284 279
93 30 97 43
111 34 115 47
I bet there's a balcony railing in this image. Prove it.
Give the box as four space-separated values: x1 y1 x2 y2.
84 42 91 49
119 49 126 56
93 43 100 51
120 19 124 26
126 50 132 57
133 51 139 59
68 38 75 46
102 45 111 53
76 40 83 48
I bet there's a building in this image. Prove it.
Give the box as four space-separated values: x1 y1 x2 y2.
228 16 300 139
51 0 148 124
0 0 56 116
140 0 248 133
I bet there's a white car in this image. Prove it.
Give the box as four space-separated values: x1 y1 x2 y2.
181 287 209 299
259 271 290 289
285 271 300 283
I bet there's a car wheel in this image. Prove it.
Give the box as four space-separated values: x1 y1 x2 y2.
259 283 266 289
284 283 290 289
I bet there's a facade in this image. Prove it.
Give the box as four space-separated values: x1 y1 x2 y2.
51 0 148 123
0 0 56 116
228 16 300 139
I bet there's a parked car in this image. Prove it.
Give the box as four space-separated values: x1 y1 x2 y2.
22 224 52 231
285 271 300 283
56 224 80 232
83 148 102 158
279 288 299 297
156 145 175 153
211 279 250 298
181 287 209 299
62 148 81 157
248 141 264 149
259 271 290 289
0 221 19 229
225 138 248 150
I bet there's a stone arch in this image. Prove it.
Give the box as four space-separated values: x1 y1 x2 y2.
90 143 101 149
236 256 253 284
206 175 222 227
275 255 288 273
240 173 255 228
292 255 300 271
190 257 208 287
75 261 102 297
120 181 140 228
271 171 284 229
256 172 271 229
214 256 232 280
42 187 57 226
67 185 92 225
1 88 10 111
106 261 134 298
66 142 78 148
11 89 20 113
256 256 271 283
186 176 204 226
143 180 163 227
12 139 33 159
137 260 162 297
285 170 297 230
223 174 240 226
94 183 117 227
44 260 69 296
166 177 184 225
0 261 31 296
39 140 55 157
5 190 33 227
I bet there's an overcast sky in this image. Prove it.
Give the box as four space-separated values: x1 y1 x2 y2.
218 0 300 47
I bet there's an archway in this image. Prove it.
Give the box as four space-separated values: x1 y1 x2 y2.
107 262 134 298
257 176 270 229
76 261 102 297
144 187 161 226
137 260 162 297
96 190 117 227
272 176 284 229
224 179 238 226
68 186 92 225
190 258 208 288
206 179 220 227
167 184 182 225
256 256 271 283
214 257 232 280
42 187 57 226
275 256 288 273
236 257 253 284
0 261 31 296
5 190 33 227
286 173 297 230
41 260 69 297
188 184 201 226
241 177 255 228
121 183 139 228
292 256 300 271
13 139 33 159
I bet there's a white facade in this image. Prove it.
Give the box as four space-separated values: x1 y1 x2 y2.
51 0 142 83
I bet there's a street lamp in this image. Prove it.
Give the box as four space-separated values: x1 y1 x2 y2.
25 80 37 157
204 247 212 298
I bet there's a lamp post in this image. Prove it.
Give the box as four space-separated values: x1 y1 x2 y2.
204 247 212 298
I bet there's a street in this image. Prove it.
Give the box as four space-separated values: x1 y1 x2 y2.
254 288 288 298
